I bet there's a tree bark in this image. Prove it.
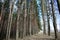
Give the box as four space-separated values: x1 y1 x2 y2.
41 0 46 34
51 0 58 39
6 0 14 40
45 0 50 36
23 0 27 37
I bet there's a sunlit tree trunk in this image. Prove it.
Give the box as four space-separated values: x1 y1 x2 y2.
16 9 20 40
29 0 32 36
16 0 22 39
19 3 24 38
41 0 46 34
6 0 14 40
23 0 27 37
22 7 24 38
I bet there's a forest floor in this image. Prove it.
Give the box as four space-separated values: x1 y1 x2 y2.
18 32 60 40
50 32 60 40
3 32 60 40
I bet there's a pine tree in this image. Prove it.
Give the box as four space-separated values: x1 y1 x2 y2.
6 0 14 40
41 0 46 34
45 0 50 36
51 0 58 39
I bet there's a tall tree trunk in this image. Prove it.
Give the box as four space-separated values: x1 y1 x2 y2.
51 0 58 39
47 11 50 36
6 0 14 40
0 1 5 40
0 2 5 32
41 0 46 34
16 1 21 39
27 1 30 36
23 0 27 37
45 0 50 36
29 0 32 36
57 0 60 13
22 2 25 38
26 3 29 36
16 9 20 40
